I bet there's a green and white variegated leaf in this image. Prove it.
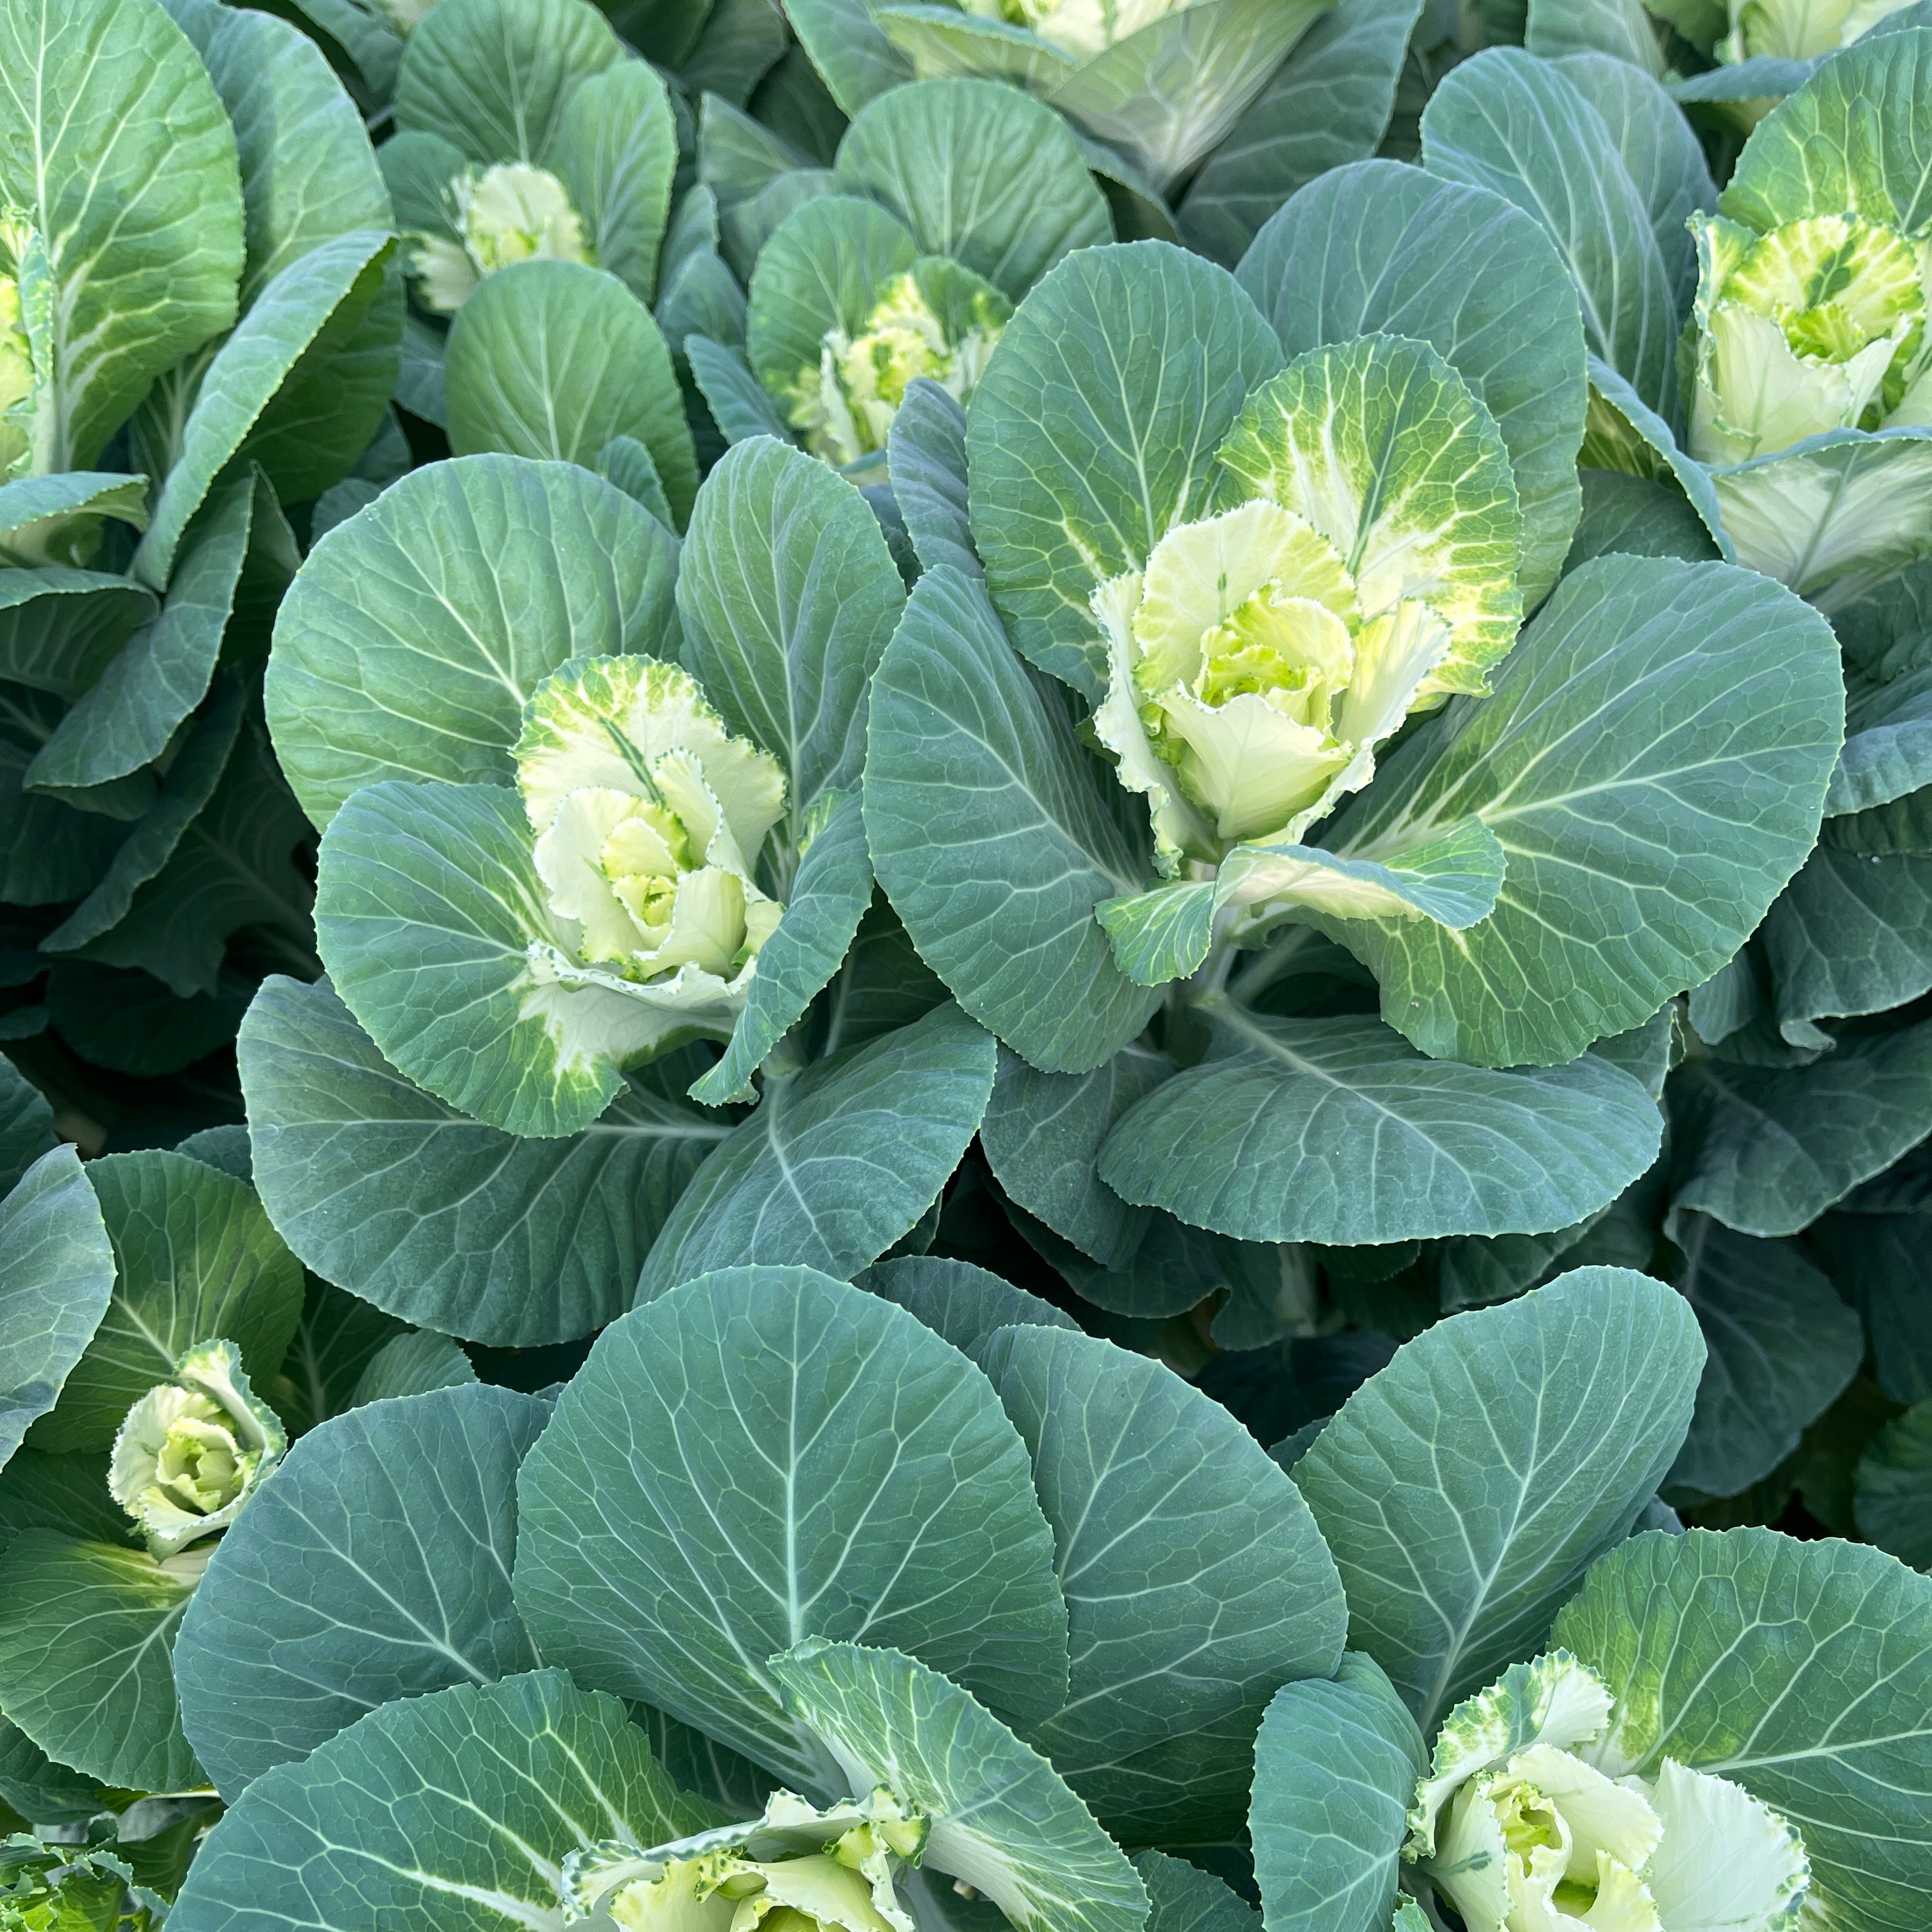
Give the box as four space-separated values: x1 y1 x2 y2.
27 471 255 793
238 974 729 1346
1294 1266 1703 1728
1710 429 1932 611
445 261 699 528
691 793 873 1106
1097 1008 1661 1246
1094 882 1216 990
134 228 395 590
166 1671 703 1932
1421 49 1685 422
0 1147 112 1474
1177 0 1423 270
28 1147 303 1455
268 455 680 828
677 436 905 856
634 1002 998 1296
977 1324 1347 1844
315 779 735 1139
0 1533 202 1792
394 0 624 165
865 565 1161 1071
967 241 1283 701
172 1383 547 1800
833 78 1111 304
1215 332 1523 696
1248 1653 1426 1932
1666 1214 1863 1503
1307 554 1843 1067
1236 160 1587 608
770 1638 1149 1932
0 0 244 474
514 1266 1070 1789
1554 1528 1932 1932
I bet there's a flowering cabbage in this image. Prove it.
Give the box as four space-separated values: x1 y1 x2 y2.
1409 1653 1810 1932
408 162 595 315
108 1338 287 1562
1687 210 1931 465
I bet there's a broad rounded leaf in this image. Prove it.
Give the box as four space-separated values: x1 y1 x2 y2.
267 455 679 829
1554 1528 1932 1932
513 1264 1070 1787
174 1383 547 1800
1295 1266 1703 1727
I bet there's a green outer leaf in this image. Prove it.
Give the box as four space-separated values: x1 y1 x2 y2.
241 974 728 1347
1098 1008 1660 1246
555 61 678 307
29 1147 304 1455
770 1638 1149 1932
0 474 149 547
1665 1214 1862 1502
350 1329 473 1402
1096 882 1215 989
1834 666 1932 816
1178 0 1422 270
0 1533 201 1793
979 1044 1165 1269
167 1671 700 1932
0 1713 111 1827
887 376 979 579
1045 0 1332 194
1526 0 1666 70
864 565 1160 1073
1563 467 1720 570
688 332 794 445
1553 1528 1932 1932
1132 1851 1255 1932
0 1058 54 1199
676 436 904 834
0 1147 113 1473
1669 1023 1932 1238
1718 25 1932 236
445 260 698 528
394 0 623 165
134 229 394 590
1583 356 1734 559
965 241 1282 700
978 1324 1346 1844
1421 49 1680 420
783 0 914 115
1854 1401 1932 1570
855 1254 1080 1353
0 571 153 701
1248 1653 1426 1932
1237 159 1586 608
514 1265 1070 1788
41 687 243 954
27 475 254 792
1313 555 1843 1067
633 1000 997 1297
266 454 678 829
834 78 1111 303
173 1383 546 1800
0 0 243 470
1218 821 1505 935
690 793 874 1106
1296 1266 1703 1728
1762 845 1932 1030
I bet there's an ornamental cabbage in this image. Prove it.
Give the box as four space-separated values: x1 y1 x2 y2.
563 1788 927 1932
1408 1652 1810 1932
516 654 786 1013
1687 210 1931 465
1715 0 1913 63
957 0 1185 59
408 162 595 315
107 1338 287 1563
784 262 1009 469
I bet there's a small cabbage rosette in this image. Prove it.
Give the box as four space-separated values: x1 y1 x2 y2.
780 254 1009 471
406 161 595 316
1687 210 1931 466
108 1338 286 1563
563 1788 928 1932
1715 0 1913 65
1407 1652 1809 1932
516 654 786 1038
1090 333 1522 983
